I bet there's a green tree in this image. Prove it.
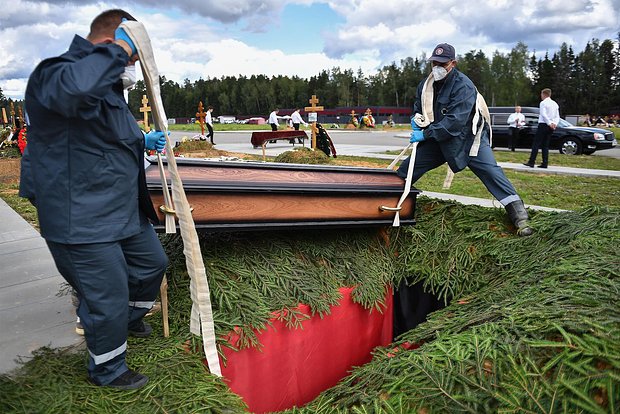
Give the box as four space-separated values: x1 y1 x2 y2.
458 50 491 99
0 86 7 107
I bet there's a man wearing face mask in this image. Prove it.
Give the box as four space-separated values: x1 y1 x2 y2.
19 9 168 389
397 43 532 236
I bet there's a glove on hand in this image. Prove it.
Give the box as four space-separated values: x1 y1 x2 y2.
145 130 169 152
411 118 422 132
409 129 425 143
114 18 137 56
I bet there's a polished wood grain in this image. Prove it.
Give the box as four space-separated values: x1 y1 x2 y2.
146 161 405 190
150 192 415 224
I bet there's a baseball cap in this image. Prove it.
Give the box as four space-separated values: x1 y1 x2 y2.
429 43 455 63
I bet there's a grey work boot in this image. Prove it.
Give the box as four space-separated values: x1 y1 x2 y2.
505 200 533 237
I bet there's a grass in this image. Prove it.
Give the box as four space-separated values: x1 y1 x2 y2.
414 165 620 210
0 183 38 229
384 148 620 170
331 154 620 211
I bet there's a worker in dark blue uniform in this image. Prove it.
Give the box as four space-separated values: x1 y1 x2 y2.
19 9 168 390
397 43 532 237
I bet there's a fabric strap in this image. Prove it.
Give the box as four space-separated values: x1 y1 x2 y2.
386 142 418 226
120 20 222 377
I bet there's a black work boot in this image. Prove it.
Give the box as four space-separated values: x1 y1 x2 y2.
505 200 533 237
128 321 152 338
90 369 149 390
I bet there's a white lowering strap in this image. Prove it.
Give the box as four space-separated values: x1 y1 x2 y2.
120 20 222 377
384 141 418 226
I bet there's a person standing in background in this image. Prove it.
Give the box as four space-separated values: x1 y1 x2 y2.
205 105 214 145
269 109 279 131
524 88 559 169
506 106 525 151
291 108 307 143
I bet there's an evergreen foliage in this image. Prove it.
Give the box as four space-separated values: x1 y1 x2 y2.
292 201 620 413
1 199 618 413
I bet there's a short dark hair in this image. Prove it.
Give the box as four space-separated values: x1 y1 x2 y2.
88 9 136 40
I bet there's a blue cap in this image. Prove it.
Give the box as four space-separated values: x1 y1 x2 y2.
429 43 455 63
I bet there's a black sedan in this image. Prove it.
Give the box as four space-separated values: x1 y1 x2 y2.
489 107 617 155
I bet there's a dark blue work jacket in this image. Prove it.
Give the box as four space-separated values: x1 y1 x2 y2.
415 68 485 172
19 35 158 244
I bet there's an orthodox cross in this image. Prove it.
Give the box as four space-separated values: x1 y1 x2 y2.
140 95 151 133
9 102 15 129
304 95 324 149
196 101 207 137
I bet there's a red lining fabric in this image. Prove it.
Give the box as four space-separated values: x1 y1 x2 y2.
220 286 393 413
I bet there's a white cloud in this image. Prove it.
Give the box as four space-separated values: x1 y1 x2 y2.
1 0 618 100
324 0 620 60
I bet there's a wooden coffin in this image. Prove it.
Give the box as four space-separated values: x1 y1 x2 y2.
145 158 420 230
251 130 308 148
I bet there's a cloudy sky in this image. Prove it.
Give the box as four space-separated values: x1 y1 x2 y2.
1 0 619 100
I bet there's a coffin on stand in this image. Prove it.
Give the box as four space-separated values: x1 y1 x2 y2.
145 158 420 230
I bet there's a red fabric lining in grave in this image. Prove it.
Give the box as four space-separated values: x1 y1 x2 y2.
219 286 393 413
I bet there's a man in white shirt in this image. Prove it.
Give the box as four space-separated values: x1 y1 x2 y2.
291 108 307 144
524 88 559 168
205 105 214 145
506 106 525 151
268 109 279 131
291 108 307 131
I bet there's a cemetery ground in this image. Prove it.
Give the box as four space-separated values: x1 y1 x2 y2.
0 137 619 412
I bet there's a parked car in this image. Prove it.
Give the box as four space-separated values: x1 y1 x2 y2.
489 106 617 155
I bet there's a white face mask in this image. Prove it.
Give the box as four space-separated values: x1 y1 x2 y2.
431 65 448 81
120 65 137 90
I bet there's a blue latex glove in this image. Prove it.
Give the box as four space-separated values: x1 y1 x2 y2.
411 118 422 132
409 119 424 143
144 130 169 153
114 18 137 56
409 129 425 143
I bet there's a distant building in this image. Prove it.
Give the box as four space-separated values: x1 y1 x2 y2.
218 115 236 124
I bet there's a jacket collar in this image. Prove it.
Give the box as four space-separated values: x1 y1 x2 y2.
67 35 96 59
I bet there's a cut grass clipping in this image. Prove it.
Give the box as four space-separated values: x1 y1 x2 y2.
1 199 618 413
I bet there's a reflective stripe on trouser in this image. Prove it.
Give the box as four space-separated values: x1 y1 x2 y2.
397 135 520 206
46 220 168 384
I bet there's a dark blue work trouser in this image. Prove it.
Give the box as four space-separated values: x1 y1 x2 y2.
527 123 552 166
46 220 168 385
397 135 521 206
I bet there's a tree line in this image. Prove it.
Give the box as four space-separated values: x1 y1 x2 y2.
2 36 618 121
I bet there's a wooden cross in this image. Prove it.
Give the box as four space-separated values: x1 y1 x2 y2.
196 101 207 137
1 107 7 125
140 95 151 133
9 102 15 129
304 95 324 149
